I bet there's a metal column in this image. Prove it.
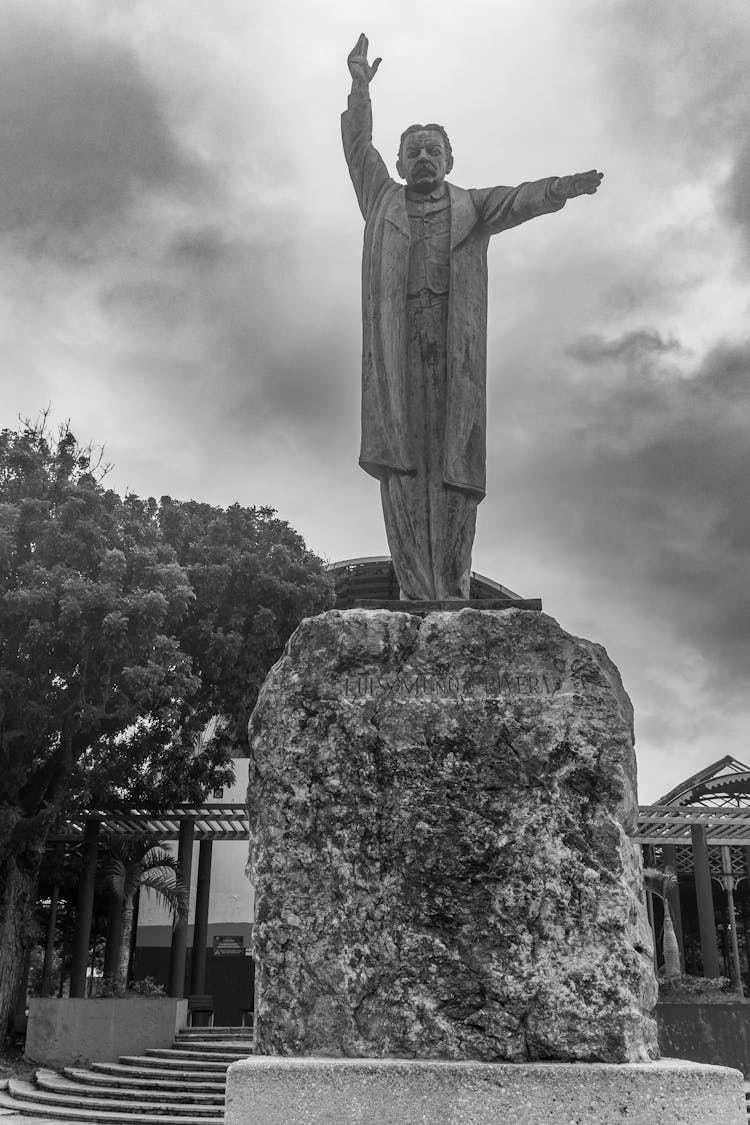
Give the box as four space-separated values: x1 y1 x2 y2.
69 820 100 998
720 846 744 995
168 817 195 998
190 840 213 996
691 823 720 978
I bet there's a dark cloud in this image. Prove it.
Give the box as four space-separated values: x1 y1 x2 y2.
167 226 244 267
596 0 750 252
0 9 203 260
724 140 750 243
491 328 750 705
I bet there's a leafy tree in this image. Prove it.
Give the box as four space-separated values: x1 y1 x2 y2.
0 418 333 1037
0 419 229 1036
157 497 334 750
104 839 186 994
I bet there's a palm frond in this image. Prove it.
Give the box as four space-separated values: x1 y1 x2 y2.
139 848 178 873
643 865 677 900
102 837 187 917
140 876 188 921
192 714 226 758
103 857 128 901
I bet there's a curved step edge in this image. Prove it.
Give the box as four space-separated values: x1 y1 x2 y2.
46 1071 223 1103
0 1087 223 1125
64 1067 224 1093
9 1077 220 1118
94 1062 226 1082
119 1056 230 1072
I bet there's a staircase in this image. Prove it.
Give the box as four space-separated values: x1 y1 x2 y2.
0 1027 253 1123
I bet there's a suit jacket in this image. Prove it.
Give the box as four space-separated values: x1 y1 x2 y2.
342 89 565 498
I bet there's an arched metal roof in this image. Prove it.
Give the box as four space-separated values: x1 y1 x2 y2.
326 556 540 609
655 755 750 808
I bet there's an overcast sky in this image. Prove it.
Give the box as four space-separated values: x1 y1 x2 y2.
1 0 748 803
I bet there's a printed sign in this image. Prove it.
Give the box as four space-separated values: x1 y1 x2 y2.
213 934 245 957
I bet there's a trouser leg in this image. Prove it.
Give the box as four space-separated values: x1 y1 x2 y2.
380 474 477 599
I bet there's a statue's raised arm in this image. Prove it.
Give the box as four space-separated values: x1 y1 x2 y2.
347 33 381 92
341 34 389 220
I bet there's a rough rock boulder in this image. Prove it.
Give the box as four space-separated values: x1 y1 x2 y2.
247 608 658 1062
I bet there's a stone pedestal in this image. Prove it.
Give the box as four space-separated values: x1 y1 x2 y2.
225 1057 746 1125
247 608 657 1062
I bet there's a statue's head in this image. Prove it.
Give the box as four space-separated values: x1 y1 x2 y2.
397 124 454 192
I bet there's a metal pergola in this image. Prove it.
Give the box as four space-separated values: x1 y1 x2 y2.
633 758 750 988
49 803 750 846
48 799 750 847
46 804 251 1002
46 755 750 995
635 805 750 847
48 804 250 843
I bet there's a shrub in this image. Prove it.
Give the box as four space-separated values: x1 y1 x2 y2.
658 974 737 1003
126 977 166 997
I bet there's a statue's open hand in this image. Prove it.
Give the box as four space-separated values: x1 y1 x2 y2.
347 33 382 85
554 170 604 199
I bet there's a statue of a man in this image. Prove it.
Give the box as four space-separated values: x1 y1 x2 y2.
342 34 602 601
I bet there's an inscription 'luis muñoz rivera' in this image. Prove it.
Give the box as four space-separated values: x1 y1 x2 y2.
341 668 561 701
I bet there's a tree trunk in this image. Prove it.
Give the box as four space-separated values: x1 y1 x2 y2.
102 893 123 995
115 895 135 996
40 883 60 997
0 848 44 1038
662 899 682 980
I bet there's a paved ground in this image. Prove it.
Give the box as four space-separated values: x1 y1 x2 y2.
0 1075 746 1123
0 1114 70 1124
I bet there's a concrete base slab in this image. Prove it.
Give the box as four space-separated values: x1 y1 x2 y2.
225 1056 746 1125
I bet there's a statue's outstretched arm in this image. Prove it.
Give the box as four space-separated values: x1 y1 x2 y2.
474 169 604 235
551 170 604 199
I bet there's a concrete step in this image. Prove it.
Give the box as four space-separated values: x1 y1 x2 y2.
91 1062 226 1084
64 1067 224 1094
118 1056 231 1073
0 1028 251 1124
0 1088 63 1115
147 1048 245 1063
38 1071 224 1106
9 1077 220 1118
0 1087 222 1125
169 1040 250 1055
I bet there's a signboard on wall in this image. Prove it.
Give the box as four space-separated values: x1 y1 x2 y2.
213 934 245 957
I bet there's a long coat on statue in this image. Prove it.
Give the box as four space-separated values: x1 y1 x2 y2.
342 89 566 499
